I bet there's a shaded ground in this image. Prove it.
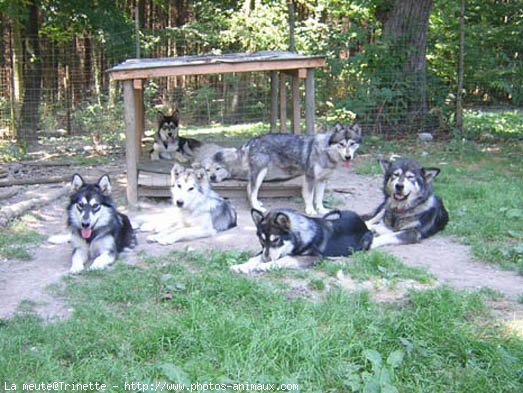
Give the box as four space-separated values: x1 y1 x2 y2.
1 159 522 331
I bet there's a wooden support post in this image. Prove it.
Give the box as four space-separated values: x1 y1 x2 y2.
279 72 287 132
123 80 139 207
270 71 278 132
133 79 144 158
305 68 315 134
291 70 301 134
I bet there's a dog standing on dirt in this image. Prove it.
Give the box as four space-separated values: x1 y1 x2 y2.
230 208 372 273
365 158 449 248
244 123 362 216
141 164 237 244
66 174 136 274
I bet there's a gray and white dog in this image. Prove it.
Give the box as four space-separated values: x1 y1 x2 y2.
364 158 449 248
140 164 237 244
244 124 361 215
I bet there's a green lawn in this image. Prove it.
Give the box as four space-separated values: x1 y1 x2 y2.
1 251 522 392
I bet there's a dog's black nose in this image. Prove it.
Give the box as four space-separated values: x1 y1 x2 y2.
344 155 352 161
81 222 90 228
210 174 216 181
395 183 404 192
176 200 184 207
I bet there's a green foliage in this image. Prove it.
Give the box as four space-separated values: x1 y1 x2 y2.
461 109 523 141
1 253 522 391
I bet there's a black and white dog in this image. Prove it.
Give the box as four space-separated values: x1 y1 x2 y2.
66 174 136 274
150 110 202 161
365 159 449 248
230 208 373 273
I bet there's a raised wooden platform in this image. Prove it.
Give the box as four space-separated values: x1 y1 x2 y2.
137 160 302 199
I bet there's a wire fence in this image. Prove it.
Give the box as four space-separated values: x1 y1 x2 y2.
0 24 519 148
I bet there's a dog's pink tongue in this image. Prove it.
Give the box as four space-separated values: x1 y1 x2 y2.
168 137 174 143
343 160 352 169
81 228 92 239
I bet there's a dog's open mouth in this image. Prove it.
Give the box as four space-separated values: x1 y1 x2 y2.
81 228 92 239
343 160 352 168
393 192 409 201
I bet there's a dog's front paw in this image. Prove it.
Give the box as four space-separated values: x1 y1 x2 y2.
147 233 176 245
230 262 256 274
140 221 157 232
305 207 318 216
69 264 84 275
90 254 115 270
230 256 265 274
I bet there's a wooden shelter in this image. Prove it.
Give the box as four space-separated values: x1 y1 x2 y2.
107 51 326 206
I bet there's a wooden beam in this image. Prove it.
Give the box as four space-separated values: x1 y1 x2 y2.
279 72 287 133
270 71 278 132
109 58 326 81
123 80 138 207
305 69 315 134
291 70 301 134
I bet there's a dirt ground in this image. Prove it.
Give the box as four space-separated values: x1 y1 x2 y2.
1 158 522 333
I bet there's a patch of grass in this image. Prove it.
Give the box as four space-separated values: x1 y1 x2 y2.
0 221 45 260
0 251 522 392
319 251 434 284
357 136 523 272
462 109 523 141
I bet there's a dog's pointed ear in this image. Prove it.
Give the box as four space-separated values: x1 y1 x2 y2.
351 123 362 137
157 110 165 121
274 212 291 231
378 159 391 173
172 105 179 119
251 209 265 226
171 164 185 182
71 174 85 192
97 175 112 195
193 168 207 181
422 167 440 183
322 210 341 221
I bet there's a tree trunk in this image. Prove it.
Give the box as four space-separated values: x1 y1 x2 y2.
19 3 42 142
10 2 24 137
376 0 433 130
455 0 465 132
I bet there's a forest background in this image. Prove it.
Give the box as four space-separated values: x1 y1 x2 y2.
0 0 521 146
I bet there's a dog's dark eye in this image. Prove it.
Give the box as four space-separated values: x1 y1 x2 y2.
91 203 100 211
177 184 182 189
271 236 280 244
76 202 84 211
188 187 194 191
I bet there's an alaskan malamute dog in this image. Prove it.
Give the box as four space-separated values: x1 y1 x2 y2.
67 174 136 274
150 110 201 161
244 124 362 216
142 164 237 244
230 208 372 273
200 146 300 183
365 158 449 248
